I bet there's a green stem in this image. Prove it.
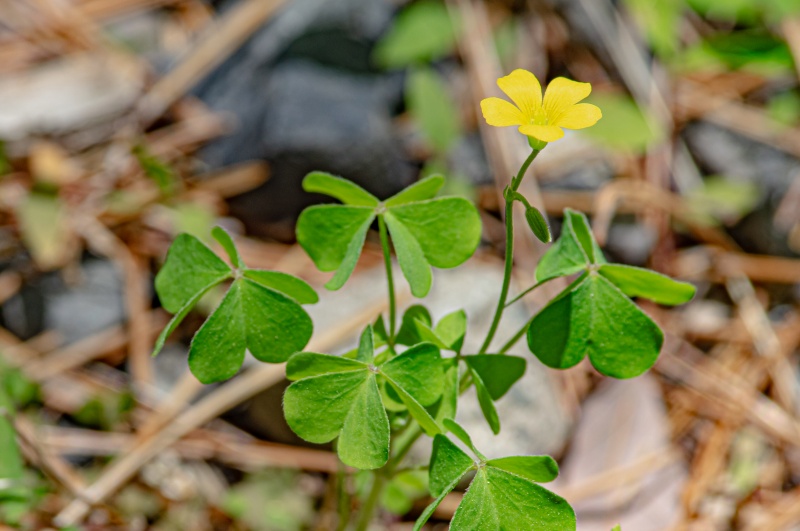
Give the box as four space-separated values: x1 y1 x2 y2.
336 461 350 531
378 215 396 346
479 149 539 354
355 472 386 531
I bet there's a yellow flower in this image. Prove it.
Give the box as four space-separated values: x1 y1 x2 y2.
480 69 602 144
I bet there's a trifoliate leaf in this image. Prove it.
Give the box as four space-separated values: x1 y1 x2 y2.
598 264 696 306
449 467 575 530
418 430 574 531
297 173 481 296
296 205 375 290
463 354 526 400
302 171 378 207
432 358 459 427
528 272 663 379
153 233 313 383
525 205 552 243
384 174 445 207
284 334 443 468
155 233 231 313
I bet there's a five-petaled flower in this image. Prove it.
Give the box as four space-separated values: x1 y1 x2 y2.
480 69 602 145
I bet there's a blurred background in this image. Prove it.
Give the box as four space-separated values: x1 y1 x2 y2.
2 0 800 529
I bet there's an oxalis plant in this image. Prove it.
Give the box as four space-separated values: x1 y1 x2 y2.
152 69 695 530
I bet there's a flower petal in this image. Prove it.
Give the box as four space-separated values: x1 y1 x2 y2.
552 103 602 130
497 69 542 120
519 124 564 143
543 77 592 123
480 97 525 127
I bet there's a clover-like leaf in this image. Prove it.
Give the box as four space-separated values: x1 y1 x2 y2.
297 173 481 297
435 310 467 352
416 427 575 531
535 208 604 283
396 305 433 346
597 264 696 306
153 231 316 384
528 272 664 379
283 328 443 468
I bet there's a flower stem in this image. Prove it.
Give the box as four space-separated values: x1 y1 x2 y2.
479 148 540 354
378 215 396 346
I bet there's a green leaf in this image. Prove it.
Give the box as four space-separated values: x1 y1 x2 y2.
527 273 664 379
406 67 461 152
338 377 390 469
612 526 622 531
386 197 481 269
525 205 552 243
284 369 389 469
396 305 433 346
450 467 575 530
384 211 432 297
429 434 475 497
432 358 459 427
286 352 367 381
211 226 244 269
435 310 467 352
302 171 378 207
155 233 231 314
380 343 444 435
535 211 591 283
151 280 220 357
243 270 318 304
296 205 375 290
484 455 559 483
381 470 428 515
189 279 313 383
356 326 375 364
565 209 604 264
443 418 485 460
471 369 501 434
385 174 445 207
598 264 696 306
380 343 443 406
463 354 526 400
373 0 458 68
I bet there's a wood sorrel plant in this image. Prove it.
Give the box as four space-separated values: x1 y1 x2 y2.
153 69 695 530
